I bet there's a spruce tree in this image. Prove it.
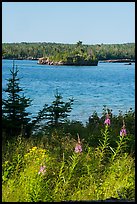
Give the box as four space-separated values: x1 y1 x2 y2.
32 90 74 129
46 91 74 126
2 61 32 137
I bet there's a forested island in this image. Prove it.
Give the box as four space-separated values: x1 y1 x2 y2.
2 41 135 66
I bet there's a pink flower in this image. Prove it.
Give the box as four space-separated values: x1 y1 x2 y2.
120 128 127 136
38 165 46 175
104 114 111 125
75 144 82 153
75 134 82 153
104 118 111 125
120 120 127 136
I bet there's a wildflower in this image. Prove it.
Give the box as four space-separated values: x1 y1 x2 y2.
75 143 82 153
75 133 82 153
120 120 127 136
32 146 37 151
104 114 111 125
38 165 46 175
120 128 127 136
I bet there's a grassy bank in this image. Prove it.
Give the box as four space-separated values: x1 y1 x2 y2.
2 109 135 202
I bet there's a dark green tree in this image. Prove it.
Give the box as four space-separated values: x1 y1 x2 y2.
2 61 32 137
32 90 74 130
76 41 83 47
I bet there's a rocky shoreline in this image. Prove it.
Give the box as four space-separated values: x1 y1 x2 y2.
37 57 98 66
37 57 64 65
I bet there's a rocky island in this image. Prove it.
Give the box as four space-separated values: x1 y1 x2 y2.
37 56 98 66
37 41 98 66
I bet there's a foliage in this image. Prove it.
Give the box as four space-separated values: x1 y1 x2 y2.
2 121 135 202
48 41 98 65
85 106 135 155
2 42 135 61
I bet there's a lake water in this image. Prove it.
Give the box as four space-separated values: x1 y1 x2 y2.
2 59 135 124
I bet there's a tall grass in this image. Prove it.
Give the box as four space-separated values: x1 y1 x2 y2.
2 123 135 202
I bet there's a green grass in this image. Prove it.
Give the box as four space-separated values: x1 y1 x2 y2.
2 125 135 202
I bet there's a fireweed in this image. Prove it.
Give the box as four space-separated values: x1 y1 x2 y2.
120 120 127 137
75 134 82 153
75 144 82 153
104 113 111 126
96 118 110 168
110 120 127 162
38 165 46 175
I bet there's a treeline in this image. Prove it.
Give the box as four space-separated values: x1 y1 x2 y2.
2 41 135 61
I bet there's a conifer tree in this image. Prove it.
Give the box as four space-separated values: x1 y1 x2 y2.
2 61 32 137
32 90 74 129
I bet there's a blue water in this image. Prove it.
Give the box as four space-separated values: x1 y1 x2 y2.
2 59 135 124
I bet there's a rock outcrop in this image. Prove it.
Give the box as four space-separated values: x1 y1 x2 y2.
38 57 98 66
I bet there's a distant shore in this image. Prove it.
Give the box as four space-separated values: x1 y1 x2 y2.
2 58 135 63
100 59 135 63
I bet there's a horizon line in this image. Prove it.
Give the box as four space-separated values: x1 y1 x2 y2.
2 41 135 45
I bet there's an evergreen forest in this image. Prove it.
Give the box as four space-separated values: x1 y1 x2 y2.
2 41 135 62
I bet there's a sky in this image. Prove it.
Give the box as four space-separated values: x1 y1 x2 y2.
2 2 135 45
